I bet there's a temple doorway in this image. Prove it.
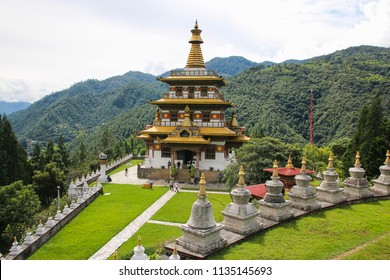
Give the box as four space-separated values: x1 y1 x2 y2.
176 150 195 169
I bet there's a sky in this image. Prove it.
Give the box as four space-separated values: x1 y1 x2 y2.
0 0 389 103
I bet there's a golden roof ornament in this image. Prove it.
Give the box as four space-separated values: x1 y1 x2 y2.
301 157 307 173
230 110 239 127
198 173 207 196
185 20 205 69
327 152 334 169
181 105 192 127
238 165 246 186
385 150 390 165
153 108 161 124
354 151 361 167
272 160 279 178
285 154 294 168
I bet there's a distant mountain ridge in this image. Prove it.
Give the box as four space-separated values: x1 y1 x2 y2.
8 46 390 148
0 101 31 115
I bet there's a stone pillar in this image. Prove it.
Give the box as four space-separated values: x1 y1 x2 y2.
177 173 226 255
222 165 262 235
8 237 21 257
98 152 108 183
130 236 148 260
371 150 390 195
316 152 347 204
343 151 373 198
259 160 293 222
288 158 321 211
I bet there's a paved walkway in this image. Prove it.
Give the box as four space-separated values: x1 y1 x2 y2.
89 189 177 260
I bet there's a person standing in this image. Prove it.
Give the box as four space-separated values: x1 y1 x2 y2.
169 180 174 191
174 181 180 192
125 168 128 176
217 170 223 187
149 178 153 190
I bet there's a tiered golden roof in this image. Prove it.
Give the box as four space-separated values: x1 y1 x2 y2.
185 20 205 69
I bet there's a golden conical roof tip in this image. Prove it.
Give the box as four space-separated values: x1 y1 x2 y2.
328 152 334 169
186 20 205 69
285 154 294 168
355 151 361 167
153 108 160 124
238 165 246 186
301 157 307 173
385 150 390 164
198 173 207 196
181 105 192 127
230 110 239 127
272 160 279 177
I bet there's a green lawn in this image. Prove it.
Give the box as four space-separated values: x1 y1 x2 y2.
209 200 390 260
29 184 167 260
341 232 390 260
151 192 231 223
108 159 143 175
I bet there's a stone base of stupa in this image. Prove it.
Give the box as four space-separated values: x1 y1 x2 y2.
316 186 347 204
176 224 227 255
343 177 373 198
258 200 293 222
288 186 321 211
221 205 261 235
371 181 390 195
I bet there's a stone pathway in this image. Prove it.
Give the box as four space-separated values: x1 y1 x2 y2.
89 189 177 260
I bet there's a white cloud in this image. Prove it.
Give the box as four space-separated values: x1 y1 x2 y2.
0 0 389 102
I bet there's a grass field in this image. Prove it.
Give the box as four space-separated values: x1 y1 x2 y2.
108 159 143 175
29 184 167 260
209 200 390 260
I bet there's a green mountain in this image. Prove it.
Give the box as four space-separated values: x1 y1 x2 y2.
9 46 390 149
0 101 31 115
9 71 166 142
223 45 390 145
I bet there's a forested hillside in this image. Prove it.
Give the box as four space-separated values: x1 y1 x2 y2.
223 45 390 145
9 71 166 142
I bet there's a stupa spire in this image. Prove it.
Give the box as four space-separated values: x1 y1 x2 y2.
230 110 239 127
327 152 334 169
272 160 279 178
285 154 294 168
185 20 205 69
153 108 161 125
181 105 192 127
354 151 361 167
198 173 207 197
300 157 307 174
238 165 246 187
385 150 390 165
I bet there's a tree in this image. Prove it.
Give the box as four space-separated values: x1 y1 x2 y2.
224 137 302 188
31 143 44 171
0 181 40 253
0 115 30 186
346 94 389 178
57 135 70 169
44 140 55 164
32 162 65 206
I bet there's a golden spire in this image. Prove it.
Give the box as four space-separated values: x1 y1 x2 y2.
355 151 361 167
285 154 294 168
137 235 142 247
173 244 178 255
385 150 390 165
301 157 307 173
272 160 279 178
185 20 205 69
153 108 160 125
230 110 239 127
181 105 192 127
198 173 207 196
327 152 334 169
238 165 246 186
113 251 118 260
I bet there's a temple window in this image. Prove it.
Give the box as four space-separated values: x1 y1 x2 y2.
201 87 208 97
171 112 178 122
162 146 171 158
203 112 210 122
205 148 216 159
176 88 182 97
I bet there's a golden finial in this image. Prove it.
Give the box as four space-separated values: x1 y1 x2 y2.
186 20 205 69
301 157 307 173
113 251 118 260
327 152 334 169
385 150 390 165
153 108 160 124
230 110 239 127
137 235 142 247
13 236 17 243
173 244 178 255
355 151 361 167
285 154 294 168
272 160 279 178
238 165 246 186
198 173 206 196
181 105 192 127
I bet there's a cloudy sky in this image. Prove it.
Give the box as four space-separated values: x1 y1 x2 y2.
1 0 389 102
